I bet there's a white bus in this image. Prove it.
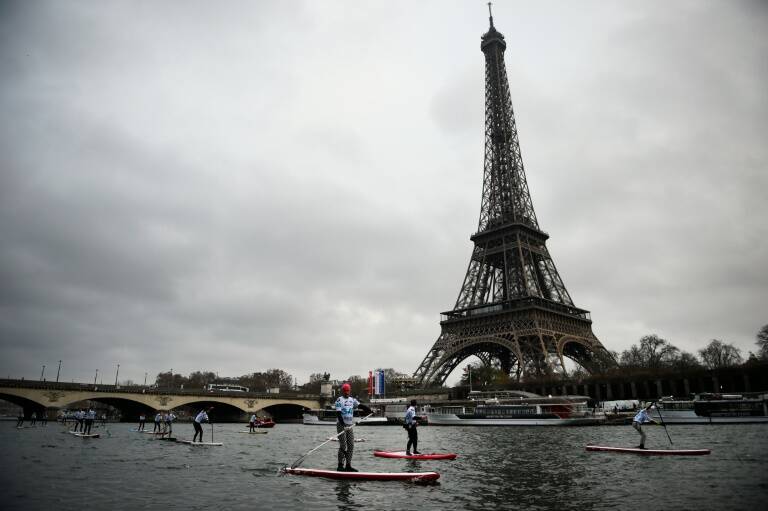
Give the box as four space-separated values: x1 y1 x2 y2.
206 384 249 393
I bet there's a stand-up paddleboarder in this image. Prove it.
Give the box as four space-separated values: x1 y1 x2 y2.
404 399 421 455
153 412 162 433
15 411 23 428
632 403 657 449
84 408 96 435
138 413 146 431
164 411 176 435
73 409 84 432
249 414 257 432
335 383 359 472
192 407 212 443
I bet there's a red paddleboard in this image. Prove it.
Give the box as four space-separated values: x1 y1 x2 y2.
586 445 711 456
282 467 440 482
373 450 457 460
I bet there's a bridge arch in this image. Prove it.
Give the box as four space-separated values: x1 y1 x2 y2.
0 391 47 418
427 335 524 385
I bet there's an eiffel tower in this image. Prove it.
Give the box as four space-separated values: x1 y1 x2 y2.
414 7 615 387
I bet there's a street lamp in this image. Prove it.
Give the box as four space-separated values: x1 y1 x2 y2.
40 365 46 381
144 372 147 386
94 369 99 385
114 364 120 387
56 360 61 382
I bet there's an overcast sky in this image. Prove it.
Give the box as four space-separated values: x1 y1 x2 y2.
1 0 766 387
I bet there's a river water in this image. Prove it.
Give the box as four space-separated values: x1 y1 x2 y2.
2 422 767 510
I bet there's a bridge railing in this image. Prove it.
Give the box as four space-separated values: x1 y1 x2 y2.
0 379 320 400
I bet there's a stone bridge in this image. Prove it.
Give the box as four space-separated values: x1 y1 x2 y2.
0 379 323 421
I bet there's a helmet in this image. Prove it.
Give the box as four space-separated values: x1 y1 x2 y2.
341 383 351 393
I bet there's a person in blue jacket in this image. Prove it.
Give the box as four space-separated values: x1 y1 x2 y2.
632 403 657 449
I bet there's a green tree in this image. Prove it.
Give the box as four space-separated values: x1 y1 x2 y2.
187 371 217 389
460 361 507 387
699 339 743 369
155 371 188 388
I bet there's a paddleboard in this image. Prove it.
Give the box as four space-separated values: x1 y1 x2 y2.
70 432 100 438
373 450 457 460
177 440 223 446
330 437 366 442
238 430 268 434
282 467 440 481
586 445 711 456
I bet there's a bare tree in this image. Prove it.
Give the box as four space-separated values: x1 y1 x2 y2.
620 334 680 369
669 351 702 371
699 339 743 369
756 324 768 360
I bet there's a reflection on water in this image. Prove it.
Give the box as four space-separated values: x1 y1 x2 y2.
1 422 767 510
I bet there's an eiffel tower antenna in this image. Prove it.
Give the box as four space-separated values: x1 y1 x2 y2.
488 2 494 28
413 12 615 387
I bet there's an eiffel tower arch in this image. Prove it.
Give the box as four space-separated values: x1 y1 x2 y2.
414 9 616 387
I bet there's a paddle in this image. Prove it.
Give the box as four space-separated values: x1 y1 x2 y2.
211 422 214 444
652 401 673 445
288 413 374 470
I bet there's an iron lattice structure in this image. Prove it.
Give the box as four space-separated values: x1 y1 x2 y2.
414 13 615 387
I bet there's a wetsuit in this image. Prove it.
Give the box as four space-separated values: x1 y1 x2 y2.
193 410 208 442
404 405 419 454
335 395 359 471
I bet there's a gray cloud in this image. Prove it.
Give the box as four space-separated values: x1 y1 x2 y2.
1 1 766 386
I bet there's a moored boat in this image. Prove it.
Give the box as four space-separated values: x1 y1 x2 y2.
425 391 603 426
651 393 768 424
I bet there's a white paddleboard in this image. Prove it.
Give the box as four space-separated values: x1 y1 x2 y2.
69 431 100 438
177 440 223 446
586 445 711 456
238 430 268 434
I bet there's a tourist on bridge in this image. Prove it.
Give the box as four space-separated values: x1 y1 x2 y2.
632 403 657 449
404 399 421 455
153 411 163 433
192 407 212 443
138 413 146 431
84 408 96 435
335 382 359 472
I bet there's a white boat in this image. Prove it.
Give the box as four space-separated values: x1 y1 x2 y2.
425 392 603 426
651 393 768 424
